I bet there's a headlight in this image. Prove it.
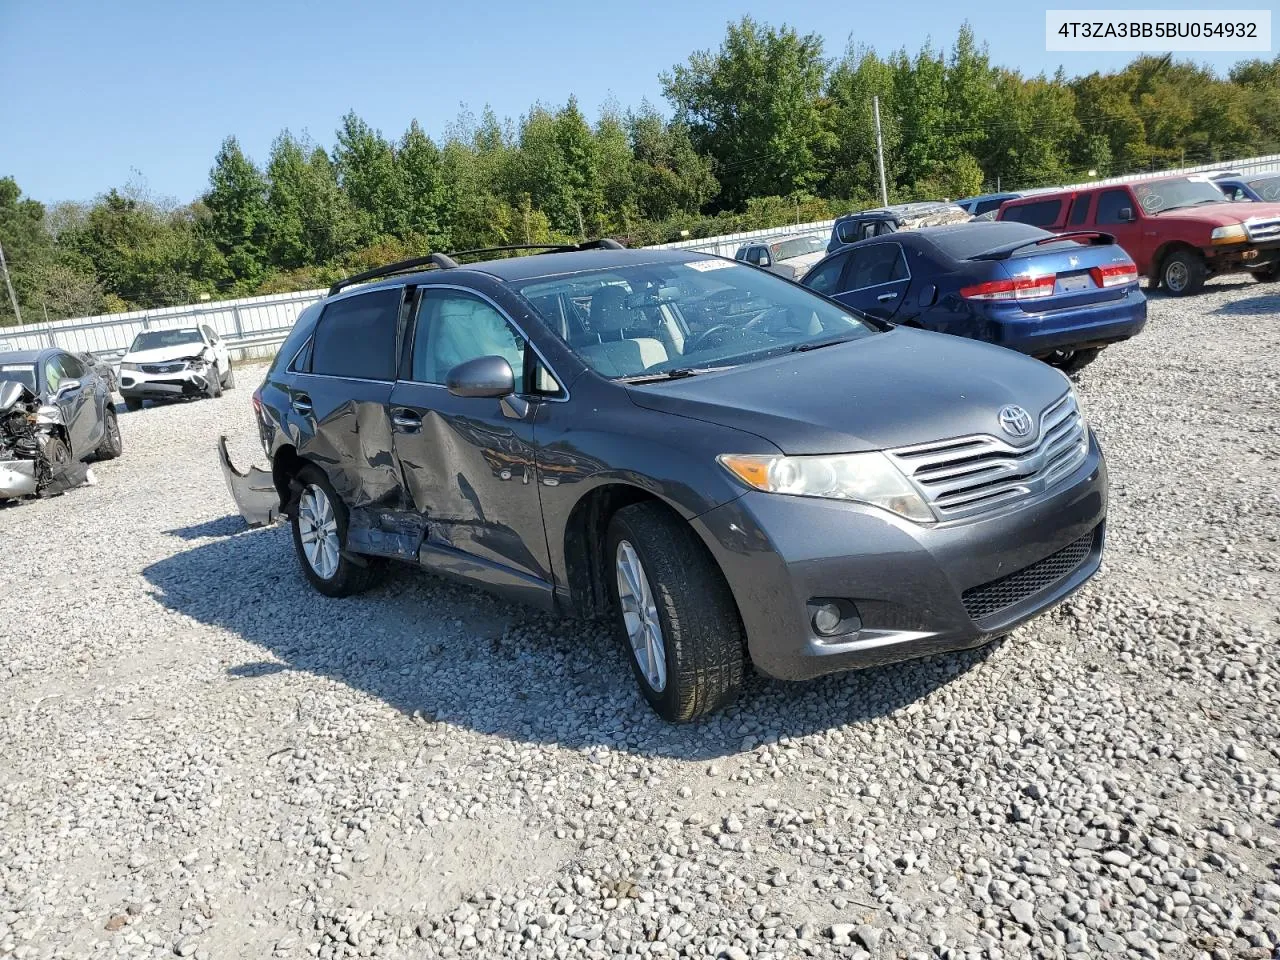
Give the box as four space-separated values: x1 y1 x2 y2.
120 362 141 372
1210 223 1248 244
717 451 933 523
1054 371 1087 425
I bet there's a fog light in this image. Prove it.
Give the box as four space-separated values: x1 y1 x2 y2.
811 602 844 636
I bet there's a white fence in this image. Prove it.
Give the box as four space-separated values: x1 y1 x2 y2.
4 151 1278 363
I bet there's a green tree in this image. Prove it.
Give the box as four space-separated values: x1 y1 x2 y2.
202 137 269 289
397 120 448 248
0 177 55 324
822 45 898 202
332 112 404 241
662 16 833 208
264 131 356 270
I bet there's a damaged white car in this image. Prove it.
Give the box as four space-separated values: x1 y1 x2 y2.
118 325 234 410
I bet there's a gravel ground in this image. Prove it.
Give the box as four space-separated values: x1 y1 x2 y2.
1 277 1278 960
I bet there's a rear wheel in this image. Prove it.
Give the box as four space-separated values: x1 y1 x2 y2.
290 464 382 597
1044 346 1101 375
606 502 745 722
93 407 123 460
1160 250 1206 296
207 367 222 399
221 360 236 389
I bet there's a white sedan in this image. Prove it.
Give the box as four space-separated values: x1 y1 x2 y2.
117 325 234 410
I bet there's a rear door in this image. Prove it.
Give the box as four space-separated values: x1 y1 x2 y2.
830 242 911 319
387 286 552 588
293 286 404 509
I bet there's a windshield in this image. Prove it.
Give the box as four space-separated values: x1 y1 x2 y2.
129 328 203 352
772 236 826 261
1133 177 1228 214
0 364 37 391
1247 175 1280 201
517 258 878 381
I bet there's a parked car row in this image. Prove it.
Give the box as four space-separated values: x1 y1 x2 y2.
221 240 1108 723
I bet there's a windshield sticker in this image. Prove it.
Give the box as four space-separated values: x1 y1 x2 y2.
685 259 734 272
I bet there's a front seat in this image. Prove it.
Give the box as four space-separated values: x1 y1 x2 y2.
424 298 524 384
579 286 667 377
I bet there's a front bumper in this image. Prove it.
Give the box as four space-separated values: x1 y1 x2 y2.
693 430 1107 680
984 293 1148 356
1206 237 1280 273
217 436 280 527
0 459 38 498
119 365 213 398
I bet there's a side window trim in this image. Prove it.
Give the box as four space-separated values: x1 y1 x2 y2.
405 283 570 403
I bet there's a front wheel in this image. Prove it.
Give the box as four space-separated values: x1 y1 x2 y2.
606 502 745 722
1161 250 1206 296
290 465 382 597
221 360 236 389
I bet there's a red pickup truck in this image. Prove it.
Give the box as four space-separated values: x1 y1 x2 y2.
997 175 1280 295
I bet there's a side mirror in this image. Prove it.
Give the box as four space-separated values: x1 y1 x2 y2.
1118 207 1134 222
758 254 772 267
54 379 81 399
446 356 515 399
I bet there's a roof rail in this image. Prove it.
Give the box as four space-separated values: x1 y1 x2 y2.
328 252 460 296
326 238 626 297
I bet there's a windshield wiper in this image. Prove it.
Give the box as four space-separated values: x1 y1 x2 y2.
790 335 860 353
618 367 726 384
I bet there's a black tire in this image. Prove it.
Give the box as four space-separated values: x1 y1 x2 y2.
605 502 745 722
1044 346 1101 376
1253 262 1280 283
221 360 236 389
124 398 143 412
1160 249 1206 296
290 464 382 597
93 407 123 460
207 368 222 399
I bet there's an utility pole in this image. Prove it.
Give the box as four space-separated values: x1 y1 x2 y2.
872 96 889 207
0 239 21 325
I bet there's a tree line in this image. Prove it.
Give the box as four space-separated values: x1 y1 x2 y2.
2 18 1277 325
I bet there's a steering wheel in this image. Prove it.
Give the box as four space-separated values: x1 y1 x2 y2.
684 324 740 354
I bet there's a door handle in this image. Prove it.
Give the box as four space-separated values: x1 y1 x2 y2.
391 408 422 431
877 292 898 302
291 394 312 415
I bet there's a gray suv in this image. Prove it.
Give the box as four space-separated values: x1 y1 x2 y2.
222 241 1107 722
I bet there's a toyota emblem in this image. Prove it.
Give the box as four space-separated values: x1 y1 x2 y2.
998 404 1034 439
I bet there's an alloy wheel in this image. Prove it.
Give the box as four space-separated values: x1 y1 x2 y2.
1165 260 1188 293
297 484 340 579
615 539 667 692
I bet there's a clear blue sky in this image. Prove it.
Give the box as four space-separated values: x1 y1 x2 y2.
0 0 1264 205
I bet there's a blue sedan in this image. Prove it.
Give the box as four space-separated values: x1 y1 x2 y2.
799 221 1148 373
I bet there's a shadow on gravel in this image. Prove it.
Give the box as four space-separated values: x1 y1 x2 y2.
1211 291 1280 315
165 515 248 540
143 518 993 759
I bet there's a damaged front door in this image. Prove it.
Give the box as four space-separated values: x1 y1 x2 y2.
388 287 551 603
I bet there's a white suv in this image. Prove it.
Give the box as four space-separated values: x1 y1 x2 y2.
118 325 234 411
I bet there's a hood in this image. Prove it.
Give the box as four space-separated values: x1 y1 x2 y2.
123 343 211 364
1151 201 1280 227
0 379 36 413
767 251 827 280
626 327 1070 454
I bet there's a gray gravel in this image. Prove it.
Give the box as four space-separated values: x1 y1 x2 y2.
1 276 1278 960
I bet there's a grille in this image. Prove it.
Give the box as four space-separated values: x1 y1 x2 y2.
141 362 186 374
887 393 1088 520
962 527 1097 622
1245 217 1280 243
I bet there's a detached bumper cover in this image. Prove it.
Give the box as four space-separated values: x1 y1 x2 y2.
693 430 1108 680
0 459 38 498
217 436 279 527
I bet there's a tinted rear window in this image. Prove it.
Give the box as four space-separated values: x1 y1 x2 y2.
1002 198 1064 227
923 222 1049 260
311 288 401 380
